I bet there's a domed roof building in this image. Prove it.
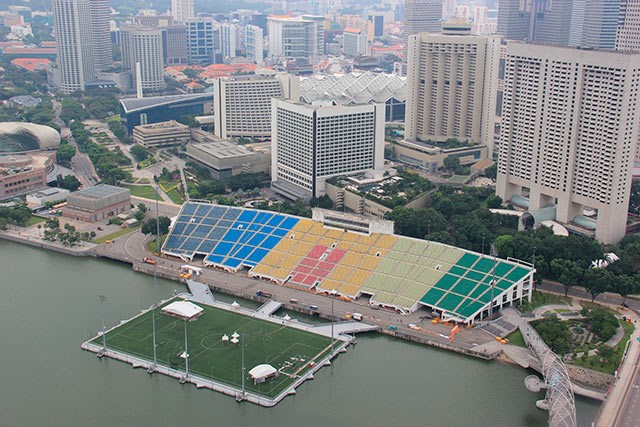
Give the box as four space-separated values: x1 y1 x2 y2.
0 122 61 153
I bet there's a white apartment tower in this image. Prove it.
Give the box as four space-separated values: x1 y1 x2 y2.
405 27 501 153
403 0 443 57
53 0 95 93
171 0 194 23
220 22 239 59
497 42 640 244
271 99 385 199
268 15 325 64
90 0 111 71
245 24 264 65
121 26 166 91
213 74 300 139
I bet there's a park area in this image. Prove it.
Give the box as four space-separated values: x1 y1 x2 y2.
93 301 334 398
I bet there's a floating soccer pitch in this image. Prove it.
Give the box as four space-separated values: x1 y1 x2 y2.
86 299 336 402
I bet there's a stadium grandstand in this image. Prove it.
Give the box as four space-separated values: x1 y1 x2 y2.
162 202 534 324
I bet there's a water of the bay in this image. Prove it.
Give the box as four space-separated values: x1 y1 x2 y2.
0 240 600 426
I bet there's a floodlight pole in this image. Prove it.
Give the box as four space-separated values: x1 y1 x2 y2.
241 334 246 398
99 295 107 352
489 244 497 320
150 188 160 371
331 292 335 355
184 319 189 378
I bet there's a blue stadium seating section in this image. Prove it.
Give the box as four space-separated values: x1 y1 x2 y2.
163 202 298 270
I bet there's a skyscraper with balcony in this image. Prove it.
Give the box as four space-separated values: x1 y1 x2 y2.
271 99 385 200
121 25 165 91
405 25 501 153
52 0 96 93
496 42 640 244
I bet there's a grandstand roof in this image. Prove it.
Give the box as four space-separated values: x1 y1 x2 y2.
120 93 211 114
163 202 534 322
0 122 61 153
300 72 406 106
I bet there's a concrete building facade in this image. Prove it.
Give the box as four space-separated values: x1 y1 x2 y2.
62 184 131 223
132 120 191 147
271 99 385 199
186 140 270 179
496 42 640 244
0 155 48 199
405 29 501 153
213 73 300 139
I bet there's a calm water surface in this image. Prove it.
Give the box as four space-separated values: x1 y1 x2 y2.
0 240 600 427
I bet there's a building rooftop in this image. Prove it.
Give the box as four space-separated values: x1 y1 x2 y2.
301 71 406 105
120 93 211 114
71 184 129 200
189 141 256 159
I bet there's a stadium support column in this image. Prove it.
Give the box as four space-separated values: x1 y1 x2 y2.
241 334 246 398
331 293 335 355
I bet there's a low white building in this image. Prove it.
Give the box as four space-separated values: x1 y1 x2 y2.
26 187 70 206
132 120 191 147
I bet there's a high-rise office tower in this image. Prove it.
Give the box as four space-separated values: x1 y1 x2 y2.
53 0 96 93
616 0 640 52
267 15 325 64
185 17 216 64
343 28 369 57
90 0 111 71
497 0 530 40
163 25 188 65
271 99 385 199
405 24 501 153
496 42 640 244
403 0 443 57
244 25 264 65
171 0 194 23
121 25 165 91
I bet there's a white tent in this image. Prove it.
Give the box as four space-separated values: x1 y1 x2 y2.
232 331 240 339
249 364 277 383
222 334 229 341
231 301 240 309
161 301 204 320
230 337 239 344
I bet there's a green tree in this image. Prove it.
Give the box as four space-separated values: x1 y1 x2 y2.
484 164 497 180
443 156 461 172
141 216 171 235
130 144 149 162
551 259 583 297
135 203 147 222
583 268 614 302
56 174 81 191
533 317 573 354
56 142 76 167
485 194 503 209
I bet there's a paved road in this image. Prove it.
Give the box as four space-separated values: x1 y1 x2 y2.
613 348 640 427
537 281 640 313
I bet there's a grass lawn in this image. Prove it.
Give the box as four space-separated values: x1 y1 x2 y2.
122 185 163 201
519 291 572 314
94 225 140 244
94 302 333 398
146 234 166 255
166 188 184 204
26 215 46 226
506 329 526 348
